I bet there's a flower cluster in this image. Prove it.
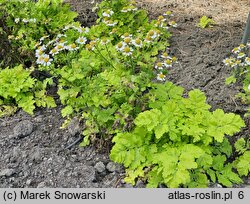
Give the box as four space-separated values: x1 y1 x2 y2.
115 31 161 56
15 18 37 24
34 24 90 66
116 36 134 56
120 0 137 13
224 43 250 91
155 52 177 82
155 13 177 29
223 43 250 67
101 9 118 27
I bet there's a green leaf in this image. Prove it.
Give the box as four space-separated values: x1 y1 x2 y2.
212 155 226 171
61 105 73 117
134 109 161 131
198 16 215 28
234 138 247 154
207 109 245 142
207 169 216 183
216 164 242 187
235 151 250 176
225 76 237 85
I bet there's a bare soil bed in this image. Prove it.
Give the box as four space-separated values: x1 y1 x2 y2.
0 0 250 188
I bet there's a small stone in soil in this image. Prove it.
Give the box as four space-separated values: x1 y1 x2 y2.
94 161 106 173
13 120 34 138
0 169 16 177
106 161 122 172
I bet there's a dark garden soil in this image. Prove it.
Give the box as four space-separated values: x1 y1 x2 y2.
0 0 250 188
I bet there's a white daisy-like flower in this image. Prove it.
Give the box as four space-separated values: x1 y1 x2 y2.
109 28 117 35
144 36 153 44
55 42 67 51
63 25 71 30
36 55 45 65
230 62 238 68
85 27 90 33
86 44 94 51
155 62 164 70
37 54 53 66
15 18 20 23
106 20 118 27
46 39 57 46
158 15 166 22
100 38 110 45
169 21 177 27
121 8 129 13
245 57 250 65
248 84 250 91
161 52 169 59
132 38 143 48
35 48 44 57
147 30 158 39
157 72 166 81
121 5 137 12
237 52 246 59
239 44 246 49
122 46 133 56
39 35 50 42
165 59 173 67
66 43 79 51
121 33 132 39
56 34 67 39
103 10 114 17
49 47 59 56
76 37 87 45
163 11 173 16
232 47 241 54
29 18 37 23
123 37 132 45
116 42 126 52
22 18 29 23
223 58 232 66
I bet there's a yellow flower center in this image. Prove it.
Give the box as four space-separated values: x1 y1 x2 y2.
44 57 49 63
71 43 77 49
145 36 152 41
52 49 57 53
38 56 44 61
157 62 162 67
124 47 131 53
135 38 141 45
158 15 164 21
57 45 63 49
148 30 155 36
172 56 177 62
124 37 131 44
90 41 96 46
159 73 165 79
117 42 123 48
165 11 172 15
124 33 130 37
239 44 245 49
165 59 172 65
162 52 168 57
